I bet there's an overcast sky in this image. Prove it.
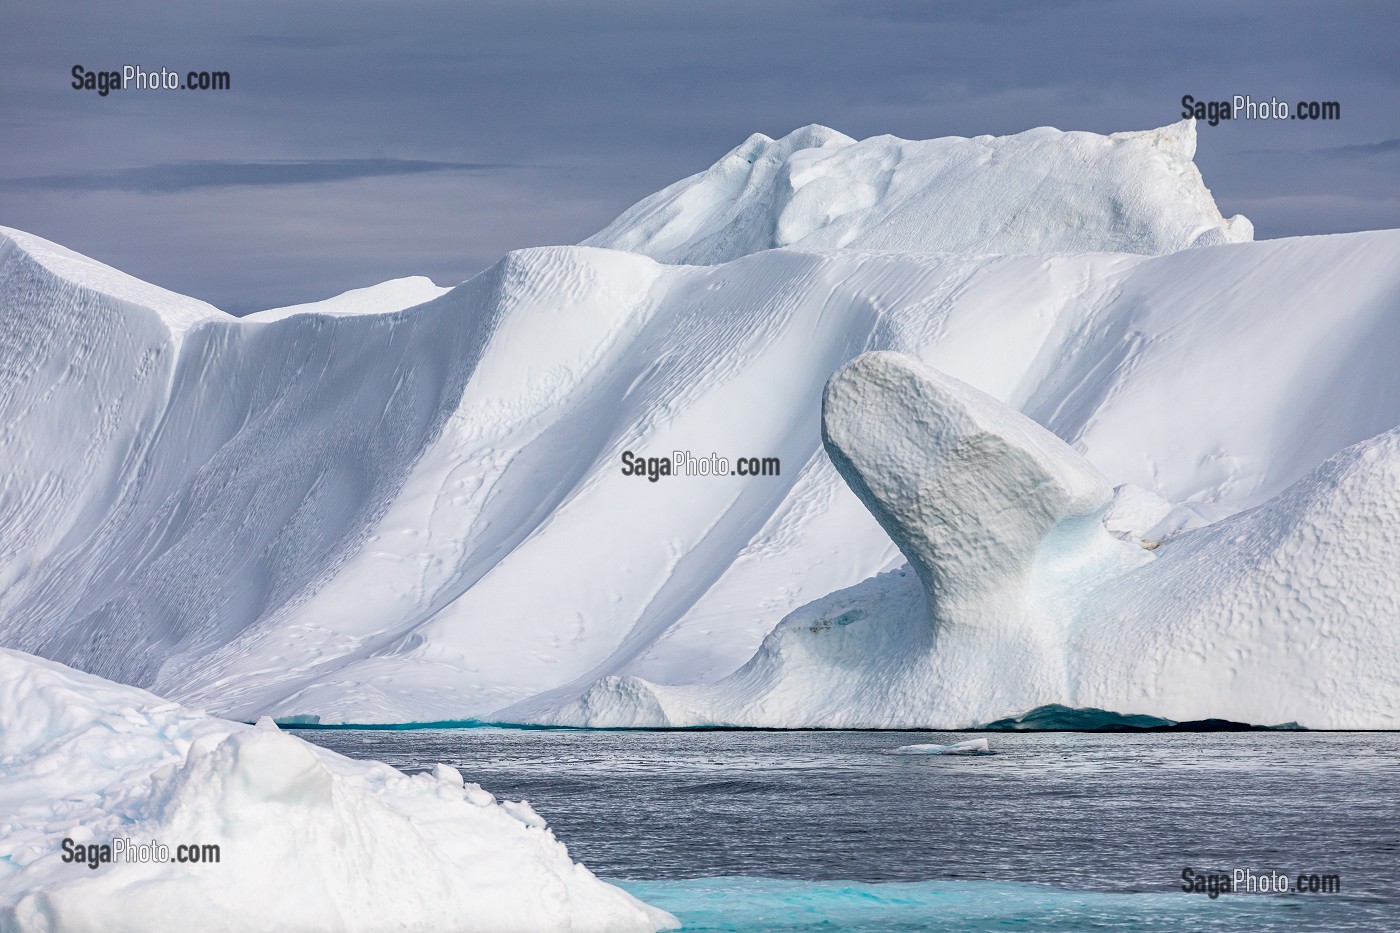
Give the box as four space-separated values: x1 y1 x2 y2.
2 0 1396 314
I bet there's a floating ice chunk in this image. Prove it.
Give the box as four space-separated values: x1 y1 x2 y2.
882 738 992 756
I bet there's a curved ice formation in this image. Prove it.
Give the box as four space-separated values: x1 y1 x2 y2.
881 738 992 756
821 351 1123 606
0 649 673 933
584 120 1251 263
547 353 1400 730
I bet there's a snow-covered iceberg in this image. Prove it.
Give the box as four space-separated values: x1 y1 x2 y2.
0 649 673 933
583 121 1251 263
544 353 1400 730
0 120 1397 727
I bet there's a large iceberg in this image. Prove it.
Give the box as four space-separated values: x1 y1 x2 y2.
545 353 1400 730
0 649 672 933
0 120 1397 727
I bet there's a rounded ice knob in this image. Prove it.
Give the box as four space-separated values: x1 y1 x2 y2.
821 350 1113 607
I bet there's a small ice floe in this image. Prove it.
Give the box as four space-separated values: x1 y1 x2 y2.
882 737 992 756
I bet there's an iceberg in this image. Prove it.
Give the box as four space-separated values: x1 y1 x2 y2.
0 120 1397 727
0 649 673 933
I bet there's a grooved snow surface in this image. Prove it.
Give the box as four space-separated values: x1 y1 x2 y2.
0 650 672 932
0 119 1397 728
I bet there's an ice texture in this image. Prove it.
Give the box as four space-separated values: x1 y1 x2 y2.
0 649 673 933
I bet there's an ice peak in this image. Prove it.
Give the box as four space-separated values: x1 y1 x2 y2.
1112 118 1197 163
584 120 1251 264
725 125 854 165
0 225 229 341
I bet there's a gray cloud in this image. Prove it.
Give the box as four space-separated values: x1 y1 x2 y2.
1 159 521 194
1241 138 1400 159
1317 138 1400 159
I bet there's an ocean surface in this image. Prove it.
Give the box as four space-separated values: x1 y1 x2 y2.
297 728 1400 931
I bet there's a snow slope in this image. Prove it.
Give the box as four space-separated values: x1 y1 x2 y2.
583 121 1251 263
0 121 1397 727
0 649 673 932
547 354 1399 730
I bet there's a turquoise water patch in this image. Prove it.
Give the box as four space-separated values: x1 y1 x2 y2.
618 877 1314 932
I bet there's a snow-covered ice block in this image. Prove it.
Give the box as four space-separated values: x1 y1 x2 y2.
0 649 674 933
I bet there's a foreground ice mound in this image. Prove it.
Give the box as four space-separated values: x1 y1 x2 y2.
584 121 1250 263
0 650 673 933
548 353 1400 729
882 738 992 756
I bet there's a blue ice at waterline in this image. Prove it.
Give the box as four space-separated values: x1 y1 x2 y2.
617 877 1312 932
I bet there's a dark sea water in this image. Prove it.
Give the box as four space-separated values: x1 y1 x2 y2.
297 728 1400 931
